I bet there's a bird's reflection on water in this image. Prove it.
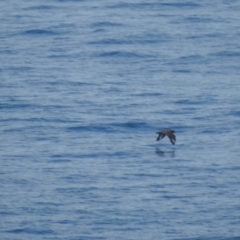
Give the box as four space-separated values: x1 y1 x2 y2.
155 147 175 158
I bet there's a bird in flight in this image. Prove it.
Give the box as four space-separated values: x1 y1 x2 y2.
156 129 176 145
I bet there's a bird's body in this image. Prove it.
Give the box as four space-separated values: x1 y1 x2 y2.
156 129 176 145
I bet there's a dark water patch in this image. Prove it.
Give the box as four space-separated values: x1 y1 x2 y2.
89 34 169 45
95 51 146 59
184 16 217 23
170 238 240 240
173 54 205 64
25 5 57 10
66 81 95 87
0 211 18 216
1 117 76 125
63 173 89 182
12 179 33 186
35 201 64 207
3 66 33 72
50 154 64 158
56 219 78 225
199 128 221 134
1 154 32 160
47 52 77 58
102 86 123 94
171 125 195 131
174 99 204 105
161 2 201 9
132 172 173 178
6 228 54 235
228 110 240 117
173 69 192 73
28 117 75 124
90 21 124 28
68 124 115 133
210 51 240 58
133 92 164 97
80 151 129 159
50 151 130 161
6 228 26 234
186 33 225 39
20 204 61 216
48 158 72 163
92 28 105 33
88 39 129 45
68 121 149 133
43 79 94 87
192 116 213 121
0 103 36 110
23 29 57 36
55 0 86 2
131 33 171 44
107 2 200 10
49 153 81 162
48 53 80 59
55 187 98 194
106 2 150 9
112 121 149 129
164 109 182 115
71 153 102 159
191 238 240 240
0 49 17 55
225 166 240 172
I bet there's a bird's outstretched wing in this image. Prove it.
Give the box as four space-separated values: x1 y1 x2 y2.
167 132 176 145
156 132 165 141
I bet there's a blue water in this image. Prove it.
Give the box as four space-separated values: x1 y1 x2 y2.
1 1 240 239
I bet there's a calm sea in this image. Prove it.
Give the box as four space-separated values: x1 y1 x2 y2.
1 1 240 239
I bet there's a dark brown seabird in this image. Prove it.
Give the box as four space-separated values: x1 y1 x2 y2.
156 129 176 145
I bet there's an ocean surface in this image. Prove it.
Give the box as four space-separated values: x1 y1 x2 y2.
1 1 240 239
